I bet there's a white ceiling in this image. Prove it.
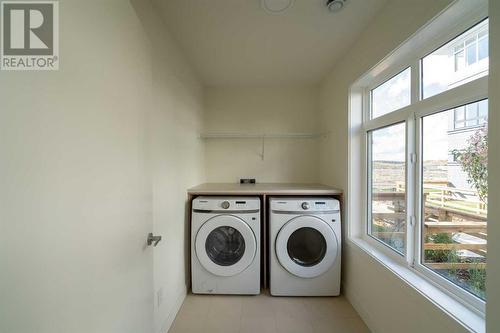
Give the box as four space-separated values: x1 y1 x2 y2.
155 0 388 86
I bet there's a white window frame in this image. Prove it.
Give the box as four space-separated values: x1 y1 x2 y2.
348 0 488 324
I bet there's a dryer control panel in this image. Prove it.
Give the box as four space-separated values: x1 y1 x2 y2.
193 196 260 211
270 197 339 212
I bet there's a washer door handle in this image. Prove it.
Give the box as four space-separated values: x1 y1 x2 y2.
147 233 162 247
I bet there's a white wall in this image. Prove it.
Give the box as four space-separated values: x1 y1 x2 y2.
486 1 500 332
131 1 206 332
316 1 483 332
204 85 320 183
0 1 154 332
0 1 205 332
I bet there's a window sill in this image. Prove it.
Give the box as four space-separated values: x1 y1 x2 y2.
348 236 485 333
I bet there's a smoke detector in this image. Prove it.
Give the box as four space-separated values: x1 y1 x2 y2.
261 0 295 14
326 0 347 13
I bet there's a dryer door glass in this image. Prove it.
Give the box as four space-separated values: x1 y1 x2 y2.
205 226 246 266
275 215 338 278
287 227 327 267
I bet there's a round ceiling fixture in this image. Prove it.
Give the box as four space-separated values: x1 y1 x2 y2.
326 0 347 13
261 0 295 14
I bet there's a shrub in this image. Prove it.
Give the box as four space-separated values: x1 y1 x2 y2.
452 127 488 203
425 233 456 263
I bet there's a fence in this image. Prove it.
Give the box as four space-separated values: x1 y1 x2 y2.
372 182 487 270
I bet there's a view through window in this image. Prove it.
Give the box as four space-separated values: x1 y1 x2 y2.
422 100 488 300
369 123 406 254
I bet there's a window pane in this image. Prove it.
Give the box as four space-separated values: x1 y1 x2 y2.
466 104 478 127
371 68 411 119
422 19 489 99
466 119 477 127
369 123 406 254
466 104 478 118
466 43 477 66
478 99 488 121
478 36 488 61
455 106 465 121
422 100 488 300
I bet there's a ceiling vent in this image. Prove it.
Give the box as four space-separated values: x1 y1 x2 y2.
326 0 347 13
261 0 295 14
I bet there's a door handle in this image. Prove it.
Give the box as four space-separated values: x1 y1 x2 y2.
147 233 162 247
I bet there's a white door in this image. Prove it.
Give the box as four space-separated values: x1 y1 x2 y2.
276 216 338 278
195 215 257 277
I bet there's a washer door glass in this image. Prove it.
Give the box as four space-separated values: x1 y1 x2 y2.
205 226 246 266
276 216 338 278
287 227 326 267
195 215 257 277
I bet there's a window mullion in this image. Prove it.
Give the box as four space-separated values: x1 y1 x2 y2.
406 115 416 266
406 60 420 266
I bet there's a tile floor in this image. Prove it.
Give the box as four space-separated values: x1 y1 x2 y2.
168 291 370 333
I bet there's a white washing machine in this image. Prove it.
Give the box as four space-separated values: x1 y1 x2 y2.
191 196 260 295
269 197 341 296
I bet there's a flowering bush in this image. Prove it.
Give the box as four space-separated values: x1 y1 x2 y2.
452 127 488 203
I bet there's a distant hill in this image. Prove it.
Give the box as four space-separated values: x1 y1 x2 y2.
372 160 448 190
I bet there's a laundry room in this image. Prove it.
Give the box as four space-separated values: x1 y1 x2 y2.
1 1 499 333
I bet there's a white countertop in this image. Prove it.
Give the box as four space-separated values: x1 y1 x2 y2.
187 183 342 195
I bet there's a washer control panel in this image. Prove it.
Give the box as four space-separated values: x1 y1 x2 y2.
193 197 260 211
270 197 339 212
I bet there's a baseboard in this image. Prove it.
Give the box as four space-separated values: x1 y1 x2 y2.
159 287 187 333
343 283 378 333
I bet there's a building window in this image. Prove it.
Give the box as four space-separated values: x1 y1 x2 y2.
422 19 489 99
350 6 489 315
453 100 488 130
454 27 489 71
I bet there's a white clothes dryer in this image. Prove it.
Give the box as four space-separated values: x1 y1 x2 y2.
269 197 341 296
191 197 260 295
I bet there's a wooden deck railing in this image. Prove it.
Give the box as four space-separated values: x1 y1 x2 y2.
371 186 487 270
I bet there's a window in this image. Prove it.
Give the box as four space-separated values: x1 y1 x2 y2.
453 100 488 130
422 19 489 99
371 68 411 119
350 6 488 316
422 100 488 300
478 30 488 61
368 123 406 254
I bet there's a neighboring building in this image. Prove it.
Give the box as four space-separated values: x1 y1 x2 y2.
447 100 488 190
447 21 489 190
